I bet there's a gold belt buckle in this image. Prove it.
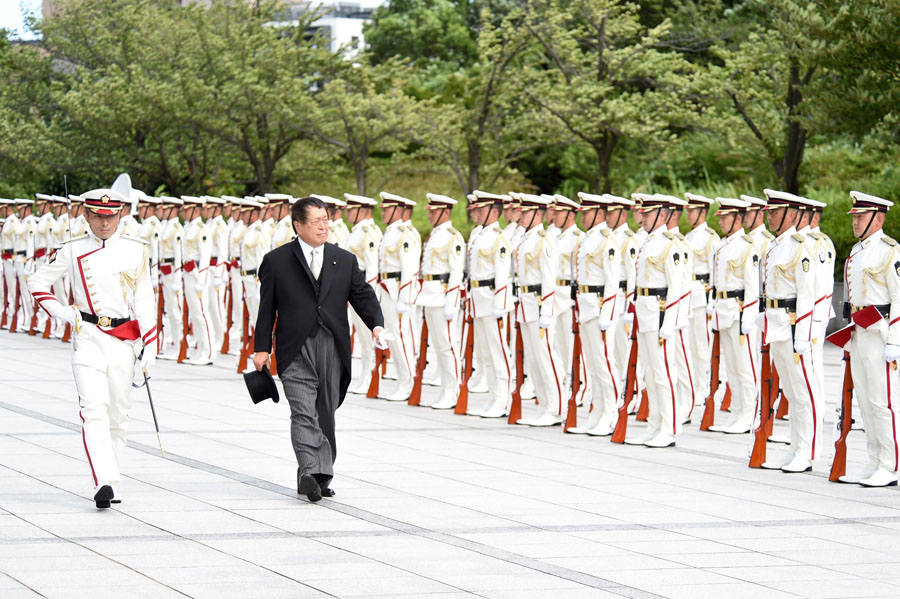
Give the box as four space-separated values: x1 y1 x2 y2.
98 316 112 327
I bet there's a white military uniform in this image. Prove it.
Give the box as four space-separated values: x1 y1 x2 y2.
466 214 513 417
760 191 819 472
807 211 835 407
27 190 156 501
17 206 38 332
414 197 465 409
226 208 247 351
606 195 638 401
159 210 184 358
571 196 621 435
206 208 230 352
629 208 685 447
240 215 271 329
49 204 71 336
514 196 564 427
119 212 140 237
182 213 214 364
552 213 586 404
345 199 382 394
842 192 900 486
376 193 420 400
1 209 22 328
708 198 760 433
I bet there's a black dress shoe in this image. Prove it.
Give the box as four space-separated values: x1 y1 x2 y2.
298 473 322 503
94 485 114 509
320 487 335 498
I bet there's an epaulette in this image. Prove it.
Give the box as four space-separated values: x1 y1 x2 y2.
763 230 774 239
882 236 897 247
742 234 754 244
623 229 635 237
121 234 150 246
791 233 805 243
600 228 610 237
808 231 823 240
449 226 460 237
538 229 546 237
675 232 686 241
61 234 88 245
663 231 675 240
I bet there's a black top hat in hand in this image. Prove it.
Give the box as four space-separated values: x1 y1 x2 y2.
243 366 280 404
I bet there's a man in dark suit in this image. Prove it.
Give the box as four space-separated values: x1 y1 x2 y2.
253 197 387 502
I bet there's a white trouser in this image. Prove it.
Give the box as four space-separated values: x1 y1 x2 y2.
350 306 374 388
243 275 260 328
555 309 574 380
72 325 136 489
769 337 822 460
52 273 69 335
380 294 414 393
3 260 15 323
424 306 460 403
580 317 619 425
690 306 712 399
472 315 512 411
16 260 33 329
207 263 227 351
672 328 699 420
637 331 682 439
184 271 214 362
718 324 759 425
520 320 565 417
228 265 243 344
849 327 900 472
612 315 628 389
811 320 828 403
160 273 183 351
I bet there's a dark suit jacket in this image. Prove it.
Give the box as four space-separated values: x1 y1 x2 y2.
254 239 384 404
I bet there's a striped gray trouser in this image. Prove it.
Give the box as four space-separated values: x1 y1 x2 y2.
281 326 341 484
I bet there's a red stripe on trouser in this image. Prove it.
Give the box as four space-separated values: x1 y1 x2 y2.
397 314 412 379
663 340 677 435
798 355 818 460
602 331 619 404
679 330 696 418
447 321 458 377
545 332 563 415
79 402 99 486
888 362 899 471
495 319 511 385
746 334 757 385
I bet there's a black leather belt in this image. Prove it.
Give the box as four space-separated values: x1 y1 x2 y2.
161 257 175 264
636 286 667 299
241 268 257 276
578 285 604 294
13 250 26 256
379 271 401 280
520 284 542 294
557 278 572 287
619 280 627 290
423 273 450 282
470 278 495 289
693 273 710 282
80 311 131 328
765 297 796 310
847 303 890 319
716 289 744 299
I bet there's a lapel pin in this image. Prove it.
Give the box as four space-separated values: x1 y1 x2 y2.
332 260 336 265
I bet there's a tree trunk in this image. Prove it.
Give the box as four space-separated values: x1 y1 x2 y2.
775 63 808 194
593 132 618 194
466 138 480 195
355 159 367 196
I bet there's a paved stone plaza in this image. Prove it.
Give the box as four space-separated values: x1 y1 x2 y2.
2 331 900 599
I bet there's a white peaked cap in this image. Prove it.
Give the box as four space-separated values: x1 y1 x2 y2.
344 193 377 206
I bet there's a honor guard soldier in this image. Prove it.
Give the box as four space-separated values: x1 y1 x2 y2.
376 192 420 401
68 195 89 238
0 198 15 329
413 193 465 409
604 194 638 393
804 199 835 402
223 196 247 353
344 193 382 394
842 191 900 486
137 193 163 290
45 195 72 338
569 192 621 435
240 198 271 330
201 196 229 351
627 195 685 447
180 196 215 365
513 193 565 426
760 189 820 472
549 194 586 402
118 201 141 237
465 191 513 417
683 193 720 402
707 198 760 433
266 194 294 250
28 188 157 508
10 199 37 332
33 195 57 333
158 196 185 359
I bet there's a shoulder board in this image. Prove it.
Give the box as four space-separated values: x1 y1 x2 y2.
448 226 460 237
538 229 546 237
120 234 149 245
675 232 686 240
882 236 897 247
623 229 635 236
62 234 89 245
663 231 675 240
361 225 369 233
808 231 823 240
742 234 754 244
763 230 774 239
791 233 805 243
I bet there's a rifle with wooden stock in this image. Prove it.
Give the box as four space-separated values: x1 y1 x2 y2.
9 278 20 333
611 315 638 444
221 271 233 354
454 297 475 414
507 316 525 424
564 303 582 432
700 330 721 430
408 317 429 406
829 350 853 482
749 343 776 467
177 284 189 363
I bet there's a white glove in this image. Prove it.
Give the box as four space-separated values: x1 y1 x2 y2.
373 327 393 350
214 277 225 289
884 344 900 362
706 301 716 316
623 312 634 325
659 326 675 340
444 306 457 321
599 320 611 331
170 282 181 292
741 320 756 336
396 301 409 314
493 309 506 320
24 261 35 276
151 280 159 290
794 340 811 356
139 350 156 376
52 304 77 327
539 314 553 329
194 282 206 293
